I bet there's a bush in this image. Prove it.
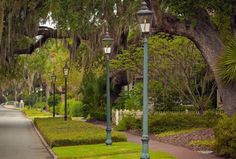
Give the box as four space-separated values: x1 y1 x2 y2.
69 99 83 117
33 102 47 110
34 118 127 147
149 111 222 134
57 99 84 117
115 115 141 131
214 114 236 158
48 94 61 107
90 110 106 121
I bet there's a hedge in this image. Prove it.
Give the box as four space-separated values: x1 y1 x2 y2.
34 118 127 147
115 111 222 133
214 114 236 158
149 111 221 133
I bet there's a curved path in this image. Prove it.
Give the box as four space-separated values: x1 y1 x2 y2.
0 105 51 159
127 133 224 159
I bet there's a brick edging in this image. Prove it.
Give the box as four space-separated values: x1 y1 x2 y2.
30 121 58 159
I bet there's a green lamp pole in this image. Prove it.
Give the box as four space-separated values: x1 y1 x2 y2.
51 73 57 118
136 1 153 159
40 86 43 112
63 63 69 121
102 28 113 145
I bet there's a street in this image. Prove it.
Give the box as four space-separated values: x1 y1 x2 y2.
0 105 51 159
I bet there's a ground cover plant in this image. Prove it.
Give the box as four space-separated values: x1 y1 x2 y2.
53 142 176 159
34 118 127 147
189 139 215 149
156 128 206 137
22 108 51 119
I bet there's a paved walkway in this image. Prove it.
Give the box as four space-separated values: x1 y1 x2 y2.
0 105 51 159
89 121 224 159
127 133 223 159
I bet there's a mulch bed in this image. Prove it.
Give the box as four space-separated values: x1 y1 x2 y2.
153 128 215 151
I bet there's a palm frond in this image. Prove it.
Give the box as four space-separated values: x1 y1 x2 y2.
218 39 236 86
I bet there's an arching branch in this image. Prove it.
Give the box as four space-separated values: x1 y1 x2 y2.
14 26 81 55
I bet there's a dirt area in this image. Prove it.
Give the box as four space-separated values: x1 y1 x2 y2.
154 129 215 151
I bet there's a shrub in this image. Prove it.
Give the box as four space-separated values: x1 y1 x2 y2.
33 102 47 110
115 115 141 131
90 110 106 121
214 114 236 158
34 118 127 147
69 99 83 117
48 94 61 107
57 99 84 117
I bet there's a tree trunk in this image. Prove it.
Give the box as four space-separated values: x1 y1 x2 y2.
149 0 236 115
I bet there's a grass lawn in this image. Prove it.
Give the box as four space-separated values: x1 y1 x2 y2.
53 142 176 159
34 118 127 147
22 108 52 119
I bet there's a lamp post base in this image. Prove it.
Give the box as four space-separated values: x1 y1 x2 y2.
140 153 150 159
105 128 112 145
141 135 149 159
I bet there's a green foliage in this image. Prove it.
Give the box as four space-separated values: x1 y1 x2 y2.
53 142 176 159
80 71 106 117
157 128 205 137
34 118 127 147
218 39 236 86
114 83 142 110
48 94 61 107
214 114 236 158
57 99 84 117
90 109 106 121
161 0 232 17
115 115 141 131
189 139 215 149
149 111 221 134
68 99 84 117
33 102 47 110
112 35 213 112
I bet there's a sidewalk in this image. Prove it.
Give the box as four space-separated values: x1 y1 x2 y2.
127 133 223 159
88 121 223 159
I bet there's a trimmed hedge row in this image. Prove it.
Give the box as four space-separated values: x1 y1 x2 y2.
34 118 127 147
149 111 221 133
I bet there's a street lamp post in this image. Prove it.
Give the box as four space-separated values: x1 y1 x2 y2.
40 86 43 112
102 28 113 146
63 63 69 121
51 73 57 118
136 1 153 159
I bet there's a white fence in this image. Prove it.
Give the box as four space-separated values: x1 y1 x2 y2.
112 109 143 125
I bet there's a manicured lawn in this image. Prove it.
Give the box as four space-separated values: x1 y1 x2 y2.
53 142 176 159
34 118 127 147
22 108 52 119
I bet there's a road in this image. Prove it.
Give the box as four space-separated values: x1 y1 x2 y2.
0 105 51 159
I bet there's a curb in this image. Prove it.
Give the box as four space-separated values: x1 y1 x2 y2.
31 121 58 159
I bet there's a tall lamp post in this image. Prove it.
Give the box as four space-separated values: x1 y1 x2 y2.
40 86 43 112
51 73 57 118
102 28 113 145
136 1 153 159
63 63 69 121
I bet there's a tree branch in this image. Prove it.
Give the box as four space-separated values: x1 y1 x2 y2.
14 26 81 55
